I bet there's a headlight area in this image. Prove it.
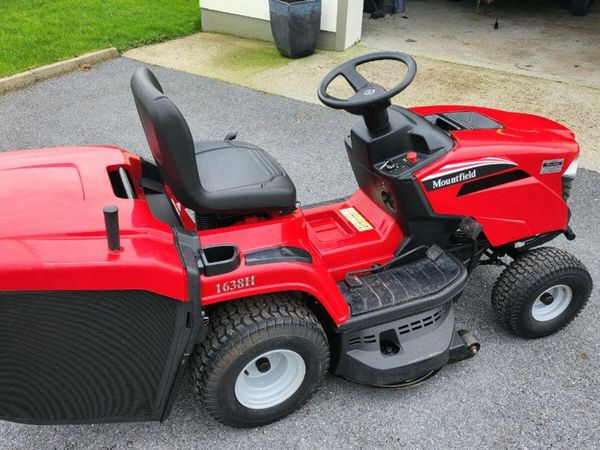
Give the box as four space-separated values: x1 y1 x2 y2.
562 157 579 201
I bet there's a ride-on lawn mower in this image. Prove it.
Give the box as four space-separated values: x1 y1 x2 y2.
0 52 592 428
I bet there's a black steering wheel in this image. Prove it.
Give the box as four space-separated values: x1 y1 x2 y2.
317 51 417 118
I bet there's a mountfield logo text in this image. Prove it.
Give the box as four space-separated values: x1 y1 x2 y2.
431 169 477 189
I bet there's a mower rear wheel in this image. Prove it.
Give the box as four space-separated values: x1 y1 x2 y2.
191 293 329 428
491 247 592 339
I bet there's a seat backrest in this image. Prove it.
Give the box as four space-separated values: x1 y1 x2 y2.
130 67 202 210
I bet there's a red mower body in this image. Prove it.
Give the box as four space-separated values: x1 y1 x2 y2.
0 146 188 300
0 106 577 327
0 53 589 429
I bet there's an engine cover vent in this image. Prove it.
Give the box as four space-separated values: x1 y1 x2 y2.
425 111 502 131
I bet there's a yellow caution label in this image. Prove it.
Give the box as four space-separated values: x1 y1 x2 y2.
340 207 373 232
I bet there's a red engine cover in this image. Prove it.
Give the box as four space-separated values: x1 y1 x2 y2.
411 106 578 246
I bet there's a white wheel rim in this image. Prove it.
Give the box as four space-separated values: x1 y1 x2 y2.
531 284 573 322
234 349 306 410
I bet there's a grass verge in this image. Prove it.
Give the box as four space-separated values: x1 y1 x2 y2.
0 0 200 77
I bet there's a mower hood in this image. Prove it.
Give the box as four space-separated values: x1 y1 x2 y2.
413 105 576 143
0 146 137 240
0 146 187 296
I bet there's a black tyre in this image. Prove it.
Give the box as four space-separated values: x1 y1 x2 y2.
191 294 329 428
491 247 592 339
571 0 591 16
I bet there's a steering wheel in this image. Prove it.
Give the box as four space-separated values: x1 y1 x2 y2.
317 52 417 117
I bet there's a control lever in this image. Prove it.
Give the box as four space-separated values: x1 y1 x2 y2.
103 205 121 252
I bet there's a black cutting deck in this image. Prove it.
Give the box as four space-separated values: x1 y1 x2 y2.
339 252 463 316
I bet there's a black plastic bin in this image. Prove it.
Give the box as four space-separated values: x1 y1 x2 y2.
269 0 322 58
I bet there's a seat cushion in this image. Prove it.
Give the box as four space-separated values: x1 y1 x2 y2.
194 140 296 214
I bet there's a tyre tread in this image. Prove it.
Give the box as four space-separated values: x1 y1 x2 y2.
491 247 592 338
190 293 329 427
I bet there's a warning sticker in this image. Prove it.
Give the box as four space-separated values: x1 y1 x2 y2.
340 207 373 232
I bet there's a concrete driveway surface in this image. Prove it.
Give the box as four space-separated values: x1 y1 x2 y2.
0 59 598 449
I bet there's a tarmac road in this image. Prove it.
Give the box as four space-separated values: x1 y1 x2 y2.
0 59 598 449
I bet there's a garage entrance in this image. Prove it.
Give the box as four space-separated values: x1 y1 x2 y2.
361 0 599 86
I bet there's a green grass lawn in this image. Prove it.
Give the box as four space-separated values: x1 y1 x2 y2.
0 0 200 77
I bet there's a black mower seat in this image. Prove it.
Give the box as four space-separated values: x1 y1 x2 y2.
193 140 296 213
130 67 296 215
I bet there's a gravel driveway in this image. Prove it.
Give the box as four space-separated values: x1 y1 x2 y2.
0 59 598 449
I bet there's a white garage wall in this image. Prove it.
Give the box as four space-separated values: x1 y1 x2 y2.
343 0 362 47
201 0 339 33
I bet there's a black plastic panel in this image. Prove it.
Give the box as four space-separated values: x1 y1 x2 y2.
442 111 502 129
145 192 182 225
424 111 502 131
332 302 455 386
201 244 240 276
346 106 463 255
457 169 530 196
0 290 181 424
245 246 312 266
140 159 182 226
340 252 462 316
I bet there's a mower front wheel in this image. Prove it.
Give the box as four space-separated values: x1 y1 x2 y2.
191 293 329 428
491 247 592 339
